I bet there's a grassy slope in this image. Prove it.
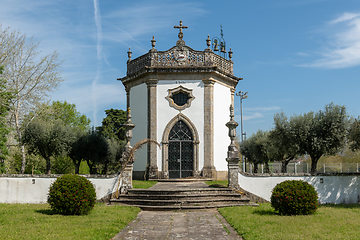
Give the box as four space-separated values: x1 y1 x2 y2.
219 203 360 240
204 180 228 187
132 180 158 189
0 203 140 240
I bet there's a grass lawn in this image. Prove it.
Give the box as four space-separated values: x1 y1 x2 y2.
219 203 360 240
204 180 228 187
132 180 158 189
0 203 140 240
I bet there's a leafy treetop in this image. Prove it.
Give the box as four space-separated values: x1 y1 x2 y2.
97 109 126 141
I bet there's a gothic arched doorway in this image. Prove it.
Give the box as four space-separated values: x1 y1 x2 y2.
168 120 194 178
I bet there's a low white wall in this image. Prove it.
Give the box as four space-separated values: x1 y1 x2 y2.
239 173 360 204
0 175 120 204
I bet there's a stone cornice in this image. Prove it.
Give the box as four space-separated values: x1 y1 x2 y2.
119 66 242 89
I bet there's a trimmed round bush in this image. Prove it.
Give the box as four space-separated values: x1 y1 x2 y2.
48 174 96 215
271 180 318 215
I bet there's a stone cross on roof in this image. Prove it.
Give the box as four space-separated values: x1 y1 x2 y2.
174 20 188 40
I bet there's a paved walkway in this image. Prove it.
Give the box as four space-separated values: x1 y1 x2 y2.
111 181 242 240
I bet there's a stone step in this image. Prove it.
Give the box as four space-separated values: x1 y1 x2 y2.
127 188 235 196
152 178 215 182
113 202 259 211
109 182 259 210
112 197 250 206
119 193 243 200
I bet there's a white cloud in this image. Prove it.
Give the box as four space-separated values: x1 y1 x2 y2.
235 106 280 122
296 52 309 57
243 112 263 121
298 12 360 69
92 0 103 125
330 12 360 24
244 106 281 112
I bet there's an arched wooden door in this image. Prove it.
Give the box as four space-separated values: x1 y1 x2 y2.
168 120 194 178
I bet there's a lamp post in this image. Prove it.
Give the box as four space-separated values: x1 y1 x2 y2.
236 91 248 171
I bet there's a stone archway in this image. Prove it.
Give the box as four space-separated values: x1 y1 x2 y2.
161 114 199 179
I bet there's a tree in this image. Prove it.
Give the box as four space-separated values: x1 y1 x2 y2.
69 130 108 174
240 130 271 173
0 25 63 173
24 100 91 132
68 132 88 174
268 113 300 173
349 117 360 151
22 120 77 174
0 65 14 172
97 109 127 141
103 138 123 174
298 103 348 174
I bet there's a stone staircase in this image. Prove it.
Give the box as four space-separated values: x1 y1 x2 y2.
110 181 258 210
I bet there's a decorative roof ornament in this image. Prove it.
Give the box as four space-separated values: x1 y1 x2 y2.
151 36 156 52
174 20 188 48
206 35 211 51
121 22 241 79
212 24 228 59
127 48 132 62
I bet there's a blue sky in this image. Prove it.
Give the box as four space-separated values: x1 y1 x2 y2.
1 0 359 137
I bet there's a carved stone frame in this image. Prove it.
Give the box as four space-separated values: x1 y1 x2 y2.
161 113 200 179
165 85 195 111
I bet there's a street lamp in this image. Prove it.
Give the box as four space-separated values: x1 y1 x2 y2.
236 91 248 171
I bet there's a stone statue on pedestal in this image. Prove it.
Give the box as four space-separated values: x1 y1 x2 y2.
226 105 241 190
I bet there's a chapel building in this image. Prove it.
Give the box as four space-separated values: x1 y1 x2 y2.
118 21 242 180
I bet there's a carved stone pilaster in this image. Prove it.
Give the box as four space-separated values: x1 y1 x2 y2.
203 79 216 178
161 140 169 179
146 79 158 179
230 87 236 107
125 87 131 110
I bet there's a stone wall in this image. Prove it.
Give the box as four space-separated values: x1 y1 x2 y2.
0 174 120 204
239 172 360 204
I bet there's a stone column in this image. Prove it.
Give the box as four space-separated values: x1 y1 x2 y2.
230 87 235 108
202 79 216 178
146 79 159 179
161 140 169 179
125 87 131 110
193 140 200 177
119 108 135 194
226 105 240 190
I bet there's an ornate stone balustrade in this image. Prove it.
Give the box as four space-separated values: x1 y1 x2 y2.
127 47 233 76
127 53 151 76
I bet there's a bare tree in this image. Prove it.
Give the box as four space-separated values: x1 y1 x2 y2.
0 24 63 173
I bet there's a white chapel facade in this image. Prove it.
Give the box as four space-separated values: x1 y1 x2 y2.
119 21 242 180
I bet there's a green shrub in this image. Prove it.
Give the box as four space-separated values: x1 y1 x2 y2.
47 174 96 215
271 180 318 215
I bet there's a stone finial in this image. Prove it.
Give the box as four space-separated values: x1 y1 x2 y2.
206 35 211 50
151 36 156 49
226 105 239 157
228 48 233 60
127 48 132 62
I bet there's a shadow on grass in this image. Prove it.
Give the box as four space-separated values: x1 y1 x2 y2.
252 209 278 216
321 204 360 209
36 209 55 215
208 184 228 188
